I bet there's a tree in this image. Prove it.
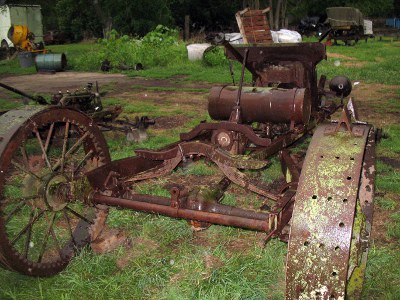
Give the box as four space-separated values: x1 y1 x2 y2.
55 0 102 40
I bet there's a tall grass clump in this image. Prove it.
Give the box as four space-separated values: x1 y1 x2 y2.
75 25 187 71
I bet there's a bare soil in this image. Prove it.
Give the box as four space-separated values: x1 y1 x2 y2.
327 53 357 60
0 71 213 96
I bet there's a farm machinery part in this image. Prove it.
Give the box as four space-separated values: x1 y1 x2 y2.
0 36 375 299
7 25 46 53
0 82 154 141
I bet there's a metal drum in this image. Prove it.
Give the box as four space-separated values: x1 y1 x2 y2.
208 86 312 125
35 53 67 71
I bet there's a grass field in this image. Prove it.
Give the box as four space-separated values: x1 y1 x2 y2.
0 37 399 299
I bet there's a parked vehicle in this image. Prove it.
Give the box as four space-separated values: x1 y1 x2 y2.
319 7 374 45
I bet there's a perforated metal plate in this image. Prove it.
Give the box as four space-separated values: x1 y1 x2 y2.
285 123 371 299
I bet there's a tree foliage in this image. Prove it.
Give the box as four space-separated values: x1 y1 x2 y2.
3 0 397 39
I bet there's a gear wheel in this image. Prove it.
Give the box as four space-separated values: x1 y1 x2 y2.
0 106 110 276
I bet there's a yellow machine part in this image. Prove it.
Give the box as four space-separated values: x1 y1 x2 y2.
7 25 46 53
8 25 29 46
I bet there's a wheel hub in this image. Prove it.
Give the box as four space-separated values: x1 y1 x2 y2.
41 173 71 211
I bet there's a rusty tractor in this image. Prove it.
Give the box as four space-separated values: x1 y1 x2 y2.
0 35 375 299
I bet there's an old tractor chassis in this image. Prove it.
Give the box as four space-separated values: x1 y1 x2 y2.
0 41 375 299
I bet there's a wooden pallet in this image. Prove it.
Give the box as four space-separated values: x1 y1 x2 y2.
235 7 273 44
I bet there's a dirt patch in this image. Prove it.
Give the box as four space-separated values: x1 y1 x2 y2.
0 72 213 98
225 232 266 253
153 115 190 129
327 53 357 60
349 83 400 126
341 61 367 68
371 207 393 245
116 237 159 269
203 253 224 269
379 156 400 169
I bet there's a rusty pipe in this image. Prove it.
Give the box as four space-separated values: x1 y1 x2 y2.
92 192 271 232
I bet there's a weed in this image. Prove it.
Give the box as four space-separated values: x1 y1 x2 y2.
363 247 400 298
177 161 217 176
376 197 398 210
376 160 400 194
387 213 400 240
377 124 400 159
260 157 283 184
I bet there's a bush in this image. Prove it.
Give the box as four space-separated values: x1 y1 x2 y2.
74 26 187 71
202 46 227 66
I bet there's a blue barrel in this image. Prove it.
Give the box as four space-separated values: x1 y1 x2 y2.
35 53 67 71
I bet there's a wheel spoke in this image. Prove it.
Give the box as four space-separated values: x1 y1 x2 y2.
65 206 93 225
63 210 76 246
73 149 94 175
11 160 42 180
44 123 55 154
4 197 40 225
48 215 63 260
20 146 30 170
61 121 70 172
2 195 41 206
11 209 45 246
33 129 53 171
38 211 56 263
23 210 35 258
53 132 89 171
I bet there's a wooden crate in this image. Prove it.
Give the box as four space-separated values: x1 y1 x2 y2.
235 8 272 44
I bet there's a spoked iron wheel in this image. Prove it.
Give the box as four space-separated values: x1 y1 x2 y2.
0 106 110 276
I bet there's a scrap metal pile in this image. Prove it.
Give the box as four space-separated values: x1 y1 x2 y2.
0 33 375 299
0 82 154 142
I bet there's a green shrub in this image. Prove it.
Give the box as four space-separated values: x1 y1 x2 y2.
74 26 187 71
203 46 227 66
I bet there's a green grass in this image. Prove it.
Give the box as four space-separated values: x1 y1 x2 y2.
387 213 400 240
1 38 399 86
376 197 398 211
131 85 210 93
376 160 400 194
318 39 400 85
362 247 400 299
377 124 400 159
176 161 217 176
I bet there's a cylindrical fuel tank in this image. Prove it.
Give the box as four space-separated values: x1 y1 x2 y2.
208 86 311 124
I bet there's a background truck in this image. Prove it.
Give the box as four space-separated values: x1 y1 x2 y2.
0 4 43 50
321 6 373 45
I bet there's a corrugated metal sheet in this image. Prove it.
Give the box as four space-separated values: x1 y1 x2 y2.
386 18 400 29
